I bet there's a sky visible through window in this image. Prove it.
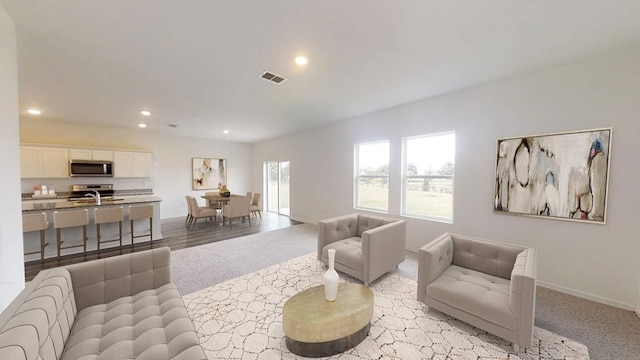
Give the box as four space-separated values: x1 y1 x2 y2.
405 133 455 174
358 141 389 169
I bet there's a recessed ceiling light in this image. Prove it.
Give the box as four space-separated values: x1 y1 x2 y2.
295 56 308 66
140 110 151 116
223 130 230 134
138 123 147 128
27 109 41 115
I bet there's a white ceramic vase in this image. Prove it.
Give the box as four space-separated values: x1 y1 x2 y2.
324 249 339 301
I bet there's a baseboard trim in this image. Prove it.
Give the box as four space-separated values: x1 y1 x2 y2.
537 280 635 311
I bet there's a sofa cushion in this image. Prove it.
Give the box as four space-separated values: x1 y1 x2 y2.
61 283 204 360
426 265 517 331
322 237 363 272
0 268 76 360
451 236 524 280
356 215 394 237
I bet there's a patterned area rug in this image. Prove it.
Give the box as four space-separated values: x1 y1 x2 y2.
183 253 589 359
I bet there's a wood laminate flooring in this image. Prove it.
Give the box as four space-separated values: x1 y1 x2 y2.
24 211 300 281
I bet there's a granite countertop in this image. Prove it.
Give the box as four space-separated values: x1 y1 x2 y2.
22 196 162 212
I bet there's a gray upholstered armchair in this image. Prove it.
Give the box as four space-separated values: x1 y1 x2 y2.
317 213 406 286
417 233 537 351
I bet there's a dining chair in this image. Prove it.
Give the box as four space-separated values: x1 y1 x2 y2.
188 196 217 227
249 192 262 218
222 195 251 229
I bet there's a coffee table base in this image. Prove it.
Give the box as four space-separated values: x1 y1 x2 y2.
286 323 370 358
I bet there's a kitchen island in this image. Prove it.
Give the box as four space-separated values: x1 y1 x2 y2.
22 196 162 261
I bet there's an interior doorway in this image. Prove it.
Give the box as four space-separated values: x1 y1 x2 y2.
265 161 290 216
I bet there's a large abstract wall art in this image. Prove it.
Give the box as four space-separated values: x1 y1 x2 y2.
192 158 227 190
494 128 611 223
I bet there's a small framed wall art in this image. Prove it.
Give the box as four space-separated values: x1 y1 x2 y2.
494 127 611 224
192 157 227 190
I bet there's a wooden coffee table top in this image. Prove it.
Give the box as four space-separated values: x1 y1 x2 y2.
282 282 374 343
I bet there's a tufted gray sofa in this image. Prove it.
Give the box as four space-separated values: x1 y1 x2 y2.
318 213 406 286
417 233 537 351
0 247 206 360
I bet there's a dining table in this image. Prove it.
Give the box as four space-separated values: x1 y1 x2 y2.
200 193 244 212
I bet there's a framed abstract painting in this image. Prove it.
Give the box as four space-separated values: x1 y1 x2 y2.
192 158 227 190
494 128 611 224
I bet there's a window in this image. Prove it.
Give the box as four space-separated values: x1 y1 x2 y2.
402 132 455 222
354 140 389 212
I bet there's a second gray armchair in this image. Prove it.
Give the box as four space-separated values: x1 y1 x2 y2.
317 213 406 286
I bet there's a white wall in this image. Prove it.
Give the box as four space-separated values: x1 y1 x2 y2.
20 120 252 219
0 5 25 311
252 46 640 310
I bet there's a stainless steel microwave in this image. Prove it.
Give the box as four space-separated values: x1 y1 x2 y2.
69 160 114 177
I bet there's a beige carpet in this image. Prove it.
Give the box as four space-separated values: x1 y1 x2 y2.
183 253 589 359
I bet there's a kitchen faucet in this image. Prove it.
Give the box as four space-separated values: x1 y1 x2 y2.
85 190 101 205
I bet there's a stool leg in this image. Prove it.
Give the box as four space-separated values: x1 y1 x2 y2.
130 220 134 245
82 225 87 255
96 223 101 251
40 230 45 264
56 228 62 257
149 218 153 243
119 221 123 248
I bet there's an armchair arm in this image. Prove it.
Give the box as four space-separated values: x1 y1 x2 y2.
417 233 454 302
317 213 359 260
509 248 537 348
362 220 406 284
64 247 172 311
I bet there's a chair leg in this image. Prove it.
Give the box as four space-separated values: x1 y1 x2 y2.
149 218 153 243
130 220 134 244
119 221 123 247
248 215 251 226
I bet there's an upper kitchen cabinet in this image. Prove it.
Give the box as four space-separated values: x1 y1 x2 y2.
20 146 69 178
69 148 114 161
113 151 152 178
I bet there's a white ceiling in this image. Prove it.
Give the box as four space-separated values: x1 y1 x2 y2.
2 1 640 143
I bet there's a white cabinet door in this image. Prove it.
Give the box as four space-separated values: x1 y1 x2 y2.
20 146 69 178
68 149 92 160
114 151 152 178
91 150 114 161
132 153 152 177
113 151 133 178
69 148 113 161
20 146 43 178
41 148 69 178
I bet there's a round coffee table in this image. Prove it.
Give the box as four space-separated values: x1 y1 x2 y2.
282 282 374 357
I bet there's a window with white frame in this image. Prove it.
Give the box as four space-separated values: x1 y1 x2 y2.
402 132 455 222
354 140 389 212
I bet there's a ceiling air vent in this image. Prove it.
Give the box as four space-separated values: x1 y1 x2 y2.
259 71 286 84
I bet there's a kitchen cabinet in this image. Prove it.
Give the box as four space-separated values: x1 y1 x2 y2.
20 146 69 178
113 151 152 178
69 148 114 161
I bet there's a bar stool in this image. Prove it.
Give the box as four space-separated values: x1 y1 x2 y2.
130 205 153 244
22 212 49 263
94 206 124 251
53 209 89 257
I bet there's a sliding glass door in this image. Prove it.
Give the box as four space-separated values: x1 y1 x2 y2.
266 161 290 216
